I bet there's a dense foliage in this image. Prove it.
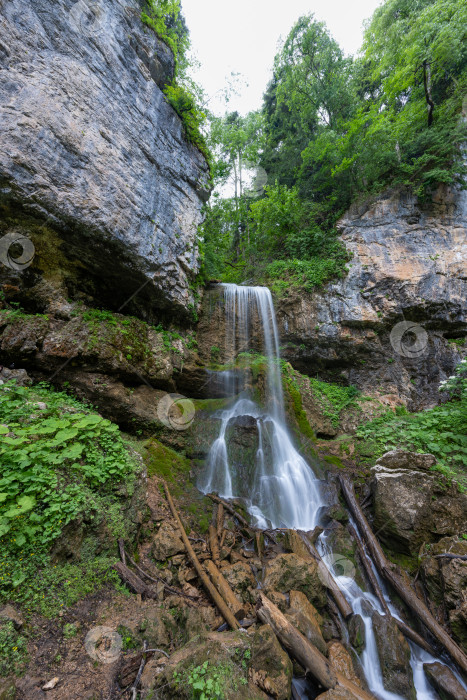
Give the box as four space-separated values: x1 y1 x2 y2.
356 361 467 488
202 0 467 288
0 381 140 612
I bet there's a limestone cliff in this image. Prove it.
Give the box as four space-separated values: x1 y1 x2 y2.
276 187 467 409
0 0 210 322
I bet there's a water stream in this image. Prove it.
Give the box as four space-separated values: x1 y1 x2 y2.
198 283 465 700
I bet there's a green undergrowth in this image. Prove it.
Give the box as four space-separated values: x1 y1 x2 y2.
264 254 350 296
0 381 141 616
355 398 467 489
0 620 28 677
142 438 212 534
309 378 361 428
281 364 316 441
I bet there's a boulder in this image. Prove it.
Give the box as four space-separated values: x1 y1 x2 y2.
423 661 467 700
315 688 360 700
152 523 184 561
327 641 361 687
421 536 467 651
152 632 267 699
372 611 416 699
222 562 256 603
375 450 437 471
262 553 327 608
249 624 293 700
0 605 24 631
371 462 467 555
287 591 327 655
348 614 366 654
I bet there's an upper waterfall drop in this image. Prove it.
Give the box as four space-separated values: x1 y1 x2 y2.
198 283 324 530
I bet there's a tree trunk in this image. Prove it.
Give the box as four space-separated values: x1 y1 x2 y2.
163 482 240 631
339 475 467 676
423 60 435 127
256 593 375 700
204 560 245 619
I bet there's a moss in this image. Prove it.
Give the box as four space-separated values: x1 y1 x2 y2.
323 454 345 469
145 439 191 481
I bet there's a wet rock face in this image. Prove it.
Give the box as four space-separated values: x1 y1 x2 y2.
421 536 467 652
371 453 467 555
275 187 467 409
0 0 210 322
423 661 467 700
372 611 416 699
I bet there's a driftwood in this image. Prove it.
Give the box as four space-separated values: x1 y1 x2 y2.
204 560 245 619
118 542 198 602
434 553 467 561
208 525 220 566
339 474 467 676
164 482 240 630
348 523 436 655
112 562 153 598
286 530 352 620
256 592 375 700
216 503 224 538
207 492 278 544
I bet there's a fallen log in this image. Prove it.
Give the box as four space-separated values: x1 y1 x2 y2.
208 525 220 566
339 474 467 677
287 530 352 620
164 481 240 630
208 493 250 528
434 553 467 561
216 503 224 538
256 592 375 700
112 562 152 598
207 492 278 544
348 523 436 655
204 560 245 620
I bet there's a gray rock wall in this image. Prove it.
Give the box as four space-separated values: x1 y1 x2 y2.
0 0 210 321
276 187 467 408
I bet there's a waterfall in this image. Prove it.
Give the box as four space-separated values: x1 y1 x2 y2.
198 283 466 700
198 283 322 529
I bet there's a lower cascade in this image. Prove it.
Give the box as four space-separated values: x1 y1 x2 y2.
199 283 467 700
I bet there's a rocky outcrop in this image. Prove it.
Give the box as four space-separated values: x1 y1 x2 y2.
0 0 210 322
421 536 467 651
423 661 467 700
372 610 416 699
275 187 467 409
370 451 467 555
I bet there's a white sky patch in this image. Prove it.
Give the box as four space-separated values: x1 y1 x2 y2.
182 0 383 116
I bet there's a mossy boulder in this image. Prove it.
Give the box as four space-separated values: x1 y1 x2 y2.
372 611 416 699
262 553 327 609
152 632 267 699
250 624 293 700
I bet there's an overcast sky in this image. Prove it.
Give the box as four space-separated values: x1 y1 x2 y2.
182 0 383 115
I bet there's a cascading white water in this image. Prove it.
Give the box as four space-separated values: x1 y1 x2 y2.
199 283 467 700
198 284 322 529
